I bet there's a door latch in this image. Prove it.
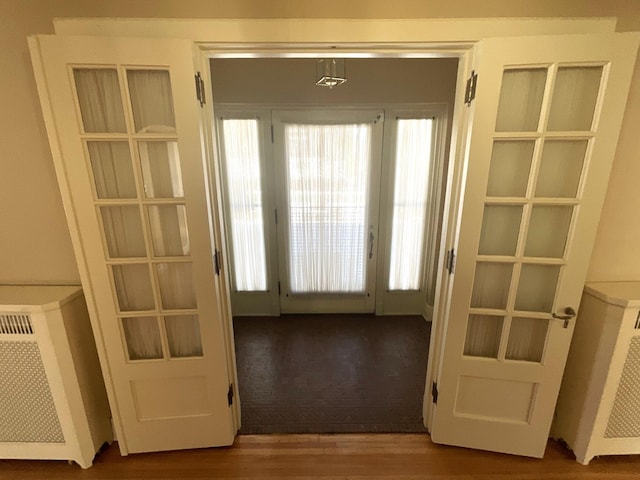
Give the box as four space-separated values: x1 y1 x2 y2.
552 307 576 328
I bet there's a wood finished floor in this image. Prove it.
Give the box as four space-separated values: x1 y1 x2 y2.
2 435 640 479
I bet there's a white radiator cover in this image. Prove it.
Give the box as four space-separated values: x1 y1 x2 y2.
0 286 113 468
552 281 640 465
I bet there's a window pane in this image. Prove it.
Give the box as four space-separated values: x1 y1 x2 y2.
164 315 203 358
155 262 197 310
100 206 146 258
464 315 503 359
506 317 549 362
148 205 190 257
471 262 513 310
127 70 176 134
73 68 126 133
515 264 560 313
112 264 155 312
495 69 547 132
486 141 534 197
221 119 268 291
478 205 522 256
388 119 433 291
535 140 587 198
139 141 184 198
285 123 371 293
547 66 602 131
121 317 163 360
88 142 136 199
524 206 573 258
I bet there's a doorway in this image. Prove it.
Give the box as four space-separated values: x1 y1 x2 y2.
209 57 458 433
210 58 458 318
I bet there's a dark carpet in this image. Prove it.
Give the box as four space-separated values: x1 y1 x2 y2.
233 314 430 434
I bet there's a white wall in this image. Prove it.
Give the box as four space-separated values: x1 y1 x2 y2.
1 0 639 285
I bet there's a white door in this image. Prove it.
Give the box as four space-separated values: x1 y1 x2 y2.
272 110 384 313
30 35 236 454
431 33 639 457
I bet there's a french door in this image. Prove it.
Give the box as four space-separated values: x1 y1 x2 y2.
431 33 639 458
30 35 235 454
273 110 384 313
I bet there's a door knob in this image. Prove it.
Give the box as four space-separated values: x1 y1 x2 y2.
552 307 576 328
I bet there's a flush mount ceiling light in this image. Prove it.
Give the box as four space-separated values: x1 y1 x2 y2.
316 58 347 89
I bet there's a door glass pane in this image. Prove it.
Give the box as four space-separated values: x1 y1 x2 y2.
389 118 434 290
478 205 522 256
121 317 163 360
285 123 372 293
112 264 155 311
100 206 146 258
524 206 573 258
164 315 203 358
139 142 184 198
148 205 190 257
535 140 587 198
464 315 503 359
88 142 136 199
127 70 176 134
487 141 535 197
515 264 560 312
548 66 603 131
471 262 513 309
156 262 197 310
506 317 549 362
73 68 126 133
220 119 268 292
495 68 547 132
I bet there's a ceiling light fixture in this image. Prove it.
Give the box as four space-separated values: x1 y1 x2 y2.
316 58 347 89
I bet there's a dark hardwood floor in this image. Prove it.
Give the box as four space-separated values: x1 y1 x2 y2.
233 314 430 433
2 435 640 479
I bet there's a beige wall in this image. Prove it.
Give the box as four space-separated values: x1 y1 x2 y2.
210 58 458 106
1 0 640 285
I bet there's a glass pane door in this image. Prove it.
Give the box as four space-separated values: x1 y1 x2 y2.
274 110 383 313
431 34 638 459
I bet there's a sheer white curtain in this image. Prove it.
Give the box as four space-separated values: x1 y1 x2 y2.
122 317 163 360
221 119 268 291
73 68 126 133
164 315 203 358
388 119 433 291
127 70 176 133
284 123 371 293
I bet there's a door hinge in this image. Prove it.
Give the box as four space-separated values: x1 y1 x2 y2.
270 124 274 143
432 381 439 405
464 70 478 105
275 209 278 225
446 248 456 275
227 383 234 406
214 249 222 276
195 72 206 107
278 281 281 295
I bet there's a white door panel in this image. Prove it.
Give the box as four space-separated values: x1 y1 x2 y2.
431 33 639 458
30 35 235 454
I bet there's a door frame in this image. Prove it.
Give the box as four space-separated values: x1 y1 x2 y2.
48 16 618 436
